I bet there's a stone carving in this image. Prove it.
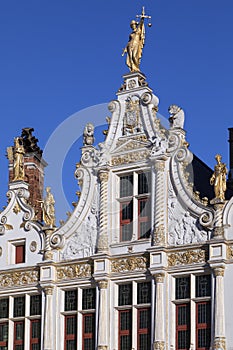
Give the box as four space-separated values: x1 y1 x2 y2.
214 267 225 277
210 154 227 202
57 263 91 280
111 256 147 273
30 241 37 252
0 270 39 287
168 105 185 129
116 135 148 147
213 337 226 350
123 97 142 135
168 249 206 267
111 150 150 166
154 341 165 350
42 187 56 228
153 225 165 245
227 245 233 260
83 123 95 146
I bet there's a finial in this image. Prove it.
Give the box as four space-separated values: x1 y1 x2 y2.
122 7 152 72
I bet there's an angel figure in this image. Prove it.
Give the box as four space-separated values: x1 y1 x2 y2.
42 187 56 227
13 137 25 181
210 154 227 201
122 8 150 72
83 123 94 146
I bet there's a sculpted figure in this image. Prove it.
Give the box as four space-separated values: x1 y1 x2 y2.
42 187 56 227
122 8 151 72
13 137 25 181
83 123 94 146
168 105 185 129
210 154 227 201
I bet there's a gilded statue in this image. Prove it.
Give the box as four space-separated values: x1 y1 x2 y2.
42 187 56 227
210 154 227 201
122 7 151 72
13 137 25 181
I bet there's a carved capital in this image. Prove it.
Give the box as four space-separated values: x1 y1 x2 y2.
213 226 224 239
97 234 109 253
98 171 109 182
154 273 165 283
98 346 108 350
154 161 165 172
153 340 165 350
213 337 226 350
44 250 53 261
44 286 54 295
98 280 108 289
214 266 225 277
153 225 165 245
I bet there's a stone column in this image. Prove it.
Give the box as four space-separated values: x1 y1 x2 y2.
154 273 165 350
212 203 225 239
43 228 54 260
97 170 109 253
97 280 109 350
43 286 54 350
213 267 226 350
153 160 166 246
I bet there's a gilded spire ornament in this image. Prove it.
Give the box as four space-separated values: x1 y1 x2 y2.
122 7 152 72
210 154 227 202
13 137 25 181
41 187 56 227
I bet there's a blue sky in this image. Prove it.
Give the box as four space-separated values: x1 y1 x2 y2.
0 1 233 221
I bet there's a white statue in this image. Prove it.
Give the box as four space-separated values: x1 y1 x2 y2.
83 123 94 146
168 105 185 129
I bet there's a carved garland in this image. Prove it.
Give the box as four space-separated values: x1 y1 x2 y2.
168 249 206 267
227 245 233 260
57 263 92 280
111 150 150 166
0 269 39 287
111 256 147 273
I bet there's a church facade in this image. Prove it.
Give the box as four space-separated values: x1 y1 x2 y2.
1 9 233 350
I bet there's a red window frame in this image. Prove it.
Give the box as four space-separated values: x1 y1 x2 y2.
82 313 95 350
14 321 24 349
138 198 150 239
137 308 151 349
30 319 41 349
15 244 25 264
118 309 132 350
196 301 211 350
176 303 190 350
120 201 133 241
0 322 8 348
64 315 77 350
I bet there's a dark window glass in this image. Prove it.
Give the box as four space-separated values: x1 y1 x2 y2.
82 289 96 310
119 284 132 306
30 295 41 316
64 315 77 350
177 330 190 349
83 314 95 350
175 277 190 300
14 297 25 317
138 172 151 195
120 175 133 198
176 304 190 350
121 223 133 242
66 340 76 350
0 299 9 319
196 302 211 349
139 309 150 329
31 345 40 350
178 305 190 326
120 334 131 350
84 338 94 350
0 323 8 342
137 282 151 304
66 317 77 335
196 275 211 298
84 314 95 333
31 320 41 339
15 322 24 340
139 333 150 350
65 290 77 312
119 310 132 350
197 328 211 349
197 303 211 324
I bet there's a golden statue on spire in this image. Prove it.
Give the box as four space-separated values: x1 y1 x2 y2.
210 154 227 201
122 7 152 72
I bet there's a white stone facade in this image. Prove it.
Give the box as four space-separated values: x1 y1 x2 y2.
0 71 233 350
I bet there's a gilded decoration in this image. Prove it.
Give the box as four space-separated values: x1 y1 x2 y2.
168 249 206 267
111 150 150 166
210 154 227 202
111 256 147 273
123 97 141 135
0 269 39 288
116 135 148 147
13 202 21 214
227 245 233 260
154 273 165 283
44 286 54 295
98 280 108 289
154 341 165 350
214 267 225 277
213 337 226 350
57 263 92 280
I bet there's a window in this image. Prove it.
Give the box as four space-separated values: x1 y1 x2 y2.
118 281 151 350
15 244 25 264
63 288 96 350
175 275 211 350
30 295 42 350
14 321 24 349
119 172 151 241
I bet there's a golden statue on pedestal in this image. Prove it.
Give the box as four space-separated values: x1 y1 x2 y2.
42 187 56 227
210 154 227 201
13 137 25 181
122 7 151 72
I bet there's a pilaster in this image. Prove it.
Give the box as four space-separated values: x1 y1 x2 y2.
97 170 109 253
153 273 165 350
213 266 226 350
43 286 54 350
97 280 109 350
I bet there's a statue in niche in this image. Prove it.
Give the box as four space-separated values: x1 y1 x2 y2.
168 105 185 129
210 154 227 201
122 7 151 72
13 137 25 181
83 123 94 146
42 187 56 227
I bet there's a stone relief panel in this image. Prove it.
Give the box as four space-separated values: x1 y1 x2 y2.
62 189 99 260
168 179 208 245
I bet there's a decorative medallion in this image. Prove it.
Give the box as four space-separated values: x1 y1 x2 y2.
111 256 147 273
168 249 206 267
30 241 37 252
